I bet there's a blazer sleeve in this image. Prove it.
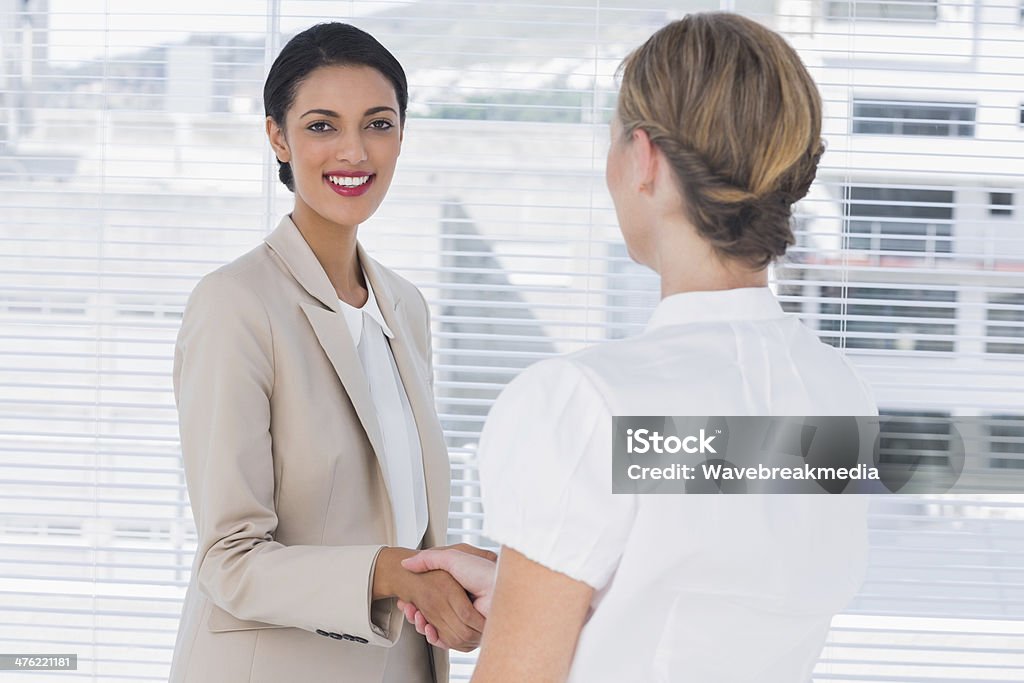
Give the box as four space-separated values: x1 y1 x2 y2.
173 271 398 647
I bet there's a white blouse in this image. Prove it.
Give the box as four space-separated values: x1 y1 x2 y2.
478 287 877 683
338 274 428 550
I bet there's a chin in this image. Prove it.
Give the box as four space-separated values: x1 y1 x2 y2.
332 208 376 227
624 237 656 270
618 228 644 263
625 245 646 267
310 197 381 228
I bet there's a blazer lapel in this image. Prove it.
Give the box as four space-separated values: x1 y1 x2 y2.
265 217 396 543
360 245 452 546
264 215 341 313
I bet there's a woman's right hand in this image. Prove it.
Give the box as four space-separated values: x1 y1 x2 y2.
372 547 486 651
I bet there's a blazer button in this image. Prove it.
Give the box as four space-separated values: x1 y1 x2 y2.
341 634 354 641
353 636 368 644
315 629 330 637
328 632 344 640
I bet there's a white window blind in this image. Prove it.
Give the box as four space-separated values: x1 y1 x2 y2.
0 1 1022 681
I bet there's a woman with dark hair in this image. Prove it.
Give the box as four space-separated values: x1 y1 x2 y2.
170 22 492 683
397 13 876 683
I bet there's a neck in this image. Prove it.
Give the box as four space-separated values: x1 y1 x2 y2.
647 216 769 299
290 200 367 307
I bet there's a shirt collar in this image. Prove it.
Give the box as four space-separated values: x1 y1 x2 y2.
645 287 786 333
360 275 395 339
338 271 396 347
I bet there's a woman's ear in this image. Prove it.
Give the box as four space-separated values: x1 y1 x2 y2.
266 116 290 163
630 127 658 195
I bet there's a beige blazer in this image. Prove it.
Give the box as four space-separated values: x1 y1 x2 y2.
169 216 451 683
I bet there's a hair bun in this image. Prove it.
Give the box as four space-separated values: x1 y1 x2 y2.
718 190 795 265
277 160 294 192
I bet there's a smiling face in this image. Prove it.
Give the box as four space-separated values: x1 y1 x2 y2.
266 64 403 230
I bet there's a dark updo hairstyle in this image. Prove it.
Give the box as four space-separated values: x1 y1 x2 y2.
617 12 823 269
263 22 409 192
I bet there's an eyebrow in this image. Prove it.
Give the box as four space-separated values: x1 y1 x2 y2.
300 106 398 118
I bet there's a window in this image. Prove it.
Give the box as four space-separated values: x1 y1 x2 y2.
0 294 87 316
2 2 1023 682
819 286 957 352
986 292 1024 354
433 199 558 446
852 99 976 137
423 88 616 125
877 410 953 469
842 186 954 255
989 192 1014 217
988 415 1024 470
116 298 185 320
826 0 939 21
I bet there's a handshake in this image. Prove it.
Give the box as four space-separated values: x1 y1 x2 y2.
375 544 498 652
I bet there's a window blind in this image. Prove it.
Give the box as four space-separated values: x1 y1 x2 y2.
0 1 1022 681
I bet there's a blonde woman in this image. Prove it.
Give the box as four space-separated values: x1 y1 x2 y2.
397 13 875 683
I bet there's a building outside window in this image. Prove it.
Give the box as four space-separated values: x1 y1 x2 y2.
987 292 1024 355
842 185 955 255
989 191 1014 217
852 99 976 137
826 0 940 21
819 286 957 352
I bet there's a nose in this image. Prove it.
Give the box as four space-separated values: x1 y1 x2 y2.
335 128 367 165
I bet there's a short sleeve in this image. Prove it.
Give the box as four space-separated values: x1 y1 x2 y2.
478 358 636 589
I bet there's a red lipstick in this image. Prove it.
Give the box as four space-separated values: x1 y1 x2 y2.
324 171 375 197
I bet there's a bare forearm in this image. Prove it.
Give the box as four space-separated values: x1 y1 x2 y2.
470 547 592 683
371 547 417 600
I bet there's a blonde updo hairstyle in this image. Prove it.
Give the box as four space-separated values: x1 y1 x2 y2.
616 13 823 269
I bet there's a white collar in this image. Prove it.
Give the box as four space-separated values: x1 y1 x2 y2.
646 287 786 333
338 271 395 346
